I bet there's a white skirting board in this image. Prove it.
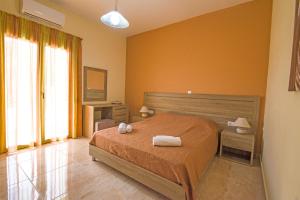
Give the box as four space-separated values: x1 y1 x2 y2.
260 157 270 200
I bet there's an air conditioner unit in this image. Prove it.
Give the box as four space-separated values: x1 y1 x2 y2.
21 0 65 27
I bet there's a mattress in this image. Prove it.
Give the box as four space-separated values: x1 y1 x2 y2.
90 112 218 199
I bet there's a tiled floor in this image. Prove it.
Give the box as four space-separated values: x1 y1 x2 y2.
0 139 266 200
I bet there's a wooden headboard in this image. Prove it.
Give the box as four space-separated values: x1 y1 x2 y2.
144 92 260 133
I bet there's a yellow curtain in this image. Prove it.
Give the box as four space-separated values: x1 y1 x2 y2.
40 28 82 141
0 10 82 153
68 37 82 138
0 12 7 154
38 27 48 145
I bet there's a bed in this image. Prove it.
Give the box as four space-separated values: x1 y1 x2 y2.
89 92 260 200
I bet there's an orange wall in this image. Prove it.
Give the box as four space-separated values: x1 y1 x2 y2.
126 0 272 153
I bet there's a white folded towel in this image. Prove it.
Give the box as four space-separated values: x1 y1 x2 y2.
126 124 133 133
153 135 182 147
118 123 127 134
118 123 133 134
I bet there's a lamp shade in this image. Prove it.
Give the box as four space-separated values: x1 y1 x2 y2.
234 118 251 128
100 11 129 29
140 106 149 113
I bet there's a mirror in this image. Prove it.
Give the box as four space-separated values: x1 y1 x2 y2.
289 0 300 91
84 66 107 101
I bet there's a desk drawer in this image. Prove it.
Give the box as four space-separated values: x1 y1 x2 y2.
113 107 128 115
222 135 253 152
113 113 128 123
113 110 128 116
114 117 128 124
113 106 127 112
113 112 128 118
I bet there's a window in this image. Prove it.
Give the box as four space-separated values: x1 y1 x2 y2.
4 36 38 149
4 37 70 148
44 46 69 140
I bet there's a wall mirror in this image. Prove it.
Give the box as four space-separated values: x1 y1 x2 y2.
84 66 107 102
289 0 300 91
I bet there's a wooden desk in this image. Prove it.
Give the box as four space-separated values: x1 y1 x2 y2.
83 104 128 138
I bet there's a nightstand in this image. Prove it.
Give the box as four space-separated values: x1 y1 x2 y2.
130 115 144 123
220 129 255 165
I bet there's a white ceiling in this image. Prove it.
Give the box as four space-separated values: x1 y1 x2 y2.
51 0 252 36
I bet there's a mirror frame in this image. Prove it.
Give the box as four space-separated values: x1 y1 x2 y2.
83 66 107 102
289 0 300 91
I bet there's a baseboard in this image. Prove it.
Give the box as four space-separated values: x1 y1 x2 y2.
260 156 270 200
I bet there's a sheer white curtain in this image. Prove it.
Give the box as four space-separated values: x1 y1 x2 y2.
44 46 69 140
4 36 38 150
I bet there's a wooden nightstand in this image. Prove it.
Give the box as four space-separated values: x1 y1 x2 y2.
220 129 255 165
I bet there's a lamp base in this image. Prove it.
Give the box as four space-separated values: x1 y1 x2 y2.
141 113 148 118
236 128 249 134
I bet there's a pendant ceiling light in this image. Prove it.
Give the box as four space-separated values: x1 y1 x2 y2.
100 0 129 29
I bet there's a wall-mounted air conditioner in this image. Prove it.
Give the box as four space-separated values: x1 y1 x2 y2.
21 0 65 27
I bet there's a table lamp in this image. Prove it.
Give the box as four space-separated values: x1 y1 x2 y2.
140 106 150 118
234 117 251 134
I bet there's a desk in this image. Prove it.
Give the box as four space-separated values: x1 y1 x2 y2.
83 104 128 138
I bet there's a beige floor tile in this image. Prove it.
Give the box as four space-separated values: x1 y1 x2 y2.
0 156 17 170
0 139 266 200
1 180 40 200
32 165 69 199
0 163 28 187
197 158 265 200
18 151 71 181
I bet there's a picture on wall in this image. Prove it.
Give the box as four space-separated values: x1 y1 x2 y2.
289 0 300 91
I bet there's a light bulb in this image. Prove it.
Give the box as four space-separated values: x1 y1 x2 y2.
110 12 121 26
100 10 129 29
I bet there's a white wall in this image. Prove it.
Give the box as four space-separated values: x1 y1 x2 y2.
0 0 126 103
263 0 300 199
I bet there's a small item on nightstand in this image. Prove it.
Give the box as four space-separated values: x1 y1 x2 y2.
228 117 251 134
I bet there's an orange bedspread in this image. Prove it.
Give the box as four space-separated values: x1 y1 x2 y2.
90 113 218 199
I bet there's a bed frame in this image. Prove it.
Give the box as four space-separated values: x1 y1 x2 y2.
89 92 260 199
90 145 186 200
